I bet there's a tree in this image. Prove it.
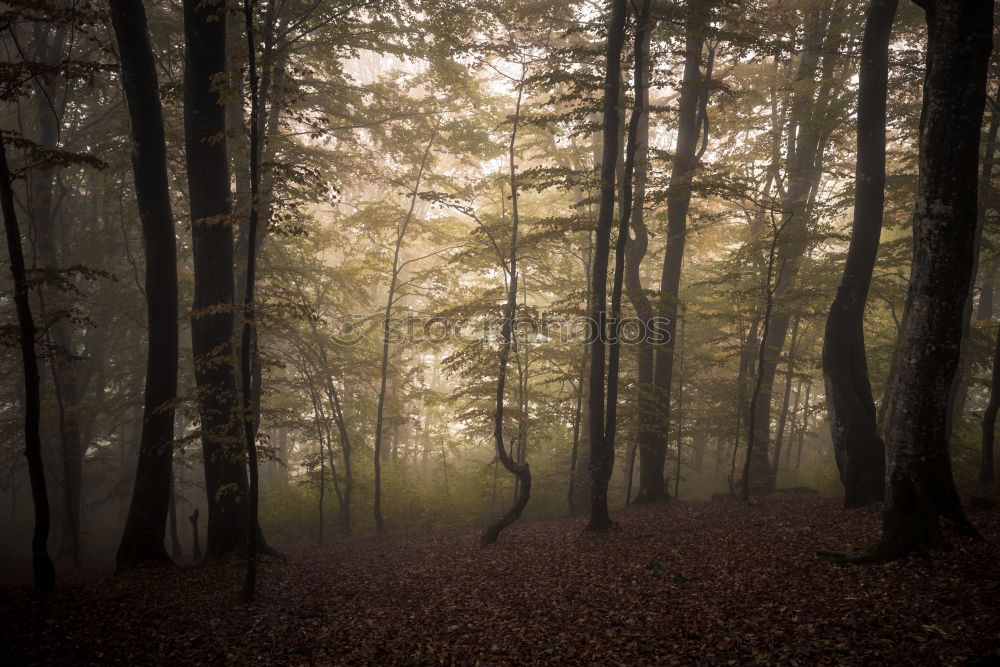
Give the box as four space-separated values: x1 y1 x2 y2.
746 0 847 493
483 71 530 546
821 0 896 508
241 0 263 601
635 1 708 503
183 0 249 559
372 128 438 535
109 0 180 570
586 0 628 531
1 134 56 592
852 0 992 560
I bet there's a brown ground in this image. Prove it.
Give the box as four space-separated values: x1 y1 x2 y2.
2 496 999 664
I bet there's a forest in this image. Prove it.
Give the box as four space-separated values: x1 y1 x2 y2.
1 0 999 662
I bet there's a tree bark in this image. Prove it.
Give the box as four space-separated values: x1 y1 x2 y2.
868 0 991 560
183 0 249 559
1 133 56 593
109 0 180 570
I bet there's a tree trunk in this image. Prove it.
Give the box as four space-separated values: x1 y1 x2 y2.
168 471 182 558
868 0 991 560
240 0 263 602
567 375 584 515
673 315 685 499
795 384 811 469
783 379 803 467
373 131 436 535
29 21 84 568
749 1 841 490
183 0 249 559
623 0 660 505
772 316 801 479
1 133 56 593
639 11 705 503
109 0 179 570
605 0 652 514
586 0 627 531
483 76 530 546
742 217 787 500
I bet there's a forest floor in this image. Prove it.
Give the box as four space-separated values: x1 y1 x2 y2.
2 495 1000 665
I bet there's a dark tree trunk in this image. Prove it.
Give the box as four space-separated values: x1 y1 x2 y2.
1 134 56 593
821 0 893 507
868 0 991 560
623 0 659 505
189 509 202 561
673 316 685 499
586 0 627 531
605 0 652 512
742 218 787 501
183 0 250 559
483 78 530 546
168 472 182 558
240 0 264 602
638 12 705 504
109 0 180 570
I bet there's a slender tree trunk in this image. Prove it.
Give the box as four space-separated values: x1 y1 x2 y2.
673 315 685 499
639 11 706 503
483 76 530 546
771 316 801 479
567 375 583 515
783 379 803 467
373 131 436 535
623 0 659 505
865 0 991 561
1 134 56 593
742 218 787 500
795 384 811 469
605 0 652 517
587 0 627 531
749 2 840 490
240 0 264 601
183 0 249 559
168 472 181 558
109 0 179 570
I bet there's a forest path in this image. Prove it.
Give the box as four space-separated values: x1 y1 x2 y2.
2 496 998 664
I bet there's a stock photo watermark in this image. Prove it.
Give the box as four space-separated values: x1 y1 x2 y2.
329 313 673 347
